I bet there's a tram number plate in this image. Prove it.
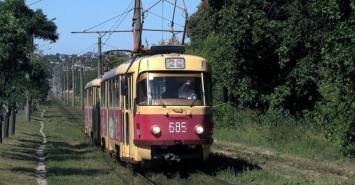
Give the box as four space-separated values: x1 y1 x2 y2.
169 122 187 133
165 58 185 69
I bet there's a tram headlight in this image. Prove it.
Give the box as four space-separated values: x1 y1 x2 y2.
151 125 161 135
195 125 204 135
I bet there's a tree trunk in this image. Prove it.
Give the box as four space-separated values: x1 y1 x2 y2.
9 103 16 135
0 121 2 143
25 96 31 122
8 104 14 136
4 111 10 138
0 103 3 143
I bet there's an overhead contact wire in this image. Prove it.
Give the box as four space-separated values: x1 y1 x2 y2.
83 11 132 32
104 1 134 44
76 43 98 55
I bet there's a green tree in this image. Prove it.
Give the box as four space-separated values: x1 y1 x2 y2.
187 0 355 156
186 0 211 50
0 0 58 137
314 0 355 156
30 55 52 101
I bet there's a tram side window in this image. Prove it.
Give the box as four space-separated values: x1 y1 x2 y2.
88 89 93 107
127 75 132 109
96 87 100 106
101 83 105 107
84 90 87 107
108 80 113 107
85 89 88 107
112 77 119 107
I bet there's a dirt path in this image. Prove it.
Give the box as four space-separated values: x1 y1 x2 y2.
36 107 48 185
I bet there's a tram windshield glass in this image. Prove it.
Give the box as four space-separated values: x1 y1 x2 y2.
137 72 212 106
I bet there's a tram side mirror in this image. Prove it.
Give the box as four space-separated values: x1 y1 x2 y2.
222 86 228 103
121 79 127 96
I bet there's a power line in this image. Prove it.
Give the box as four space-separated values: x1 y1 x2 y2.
104 2 134 44
76 43 98 55
83 8 134 32
72 28 184 34
102 43 120 50
28 0 42 6
71 30 132 34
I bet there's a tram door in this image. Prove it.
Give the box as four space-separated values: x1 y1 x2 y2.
121 74 133 158
93 86 101 145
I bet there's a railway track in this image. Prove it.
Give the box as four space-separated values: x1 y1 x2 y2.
53 97 86 134
136 172 157 185
52 97 159 185
52 97 236 185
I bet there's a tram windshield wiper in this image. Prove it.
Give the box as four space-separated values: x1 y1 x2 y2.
156 99 166 108
149 92 166 107
190 99 197 107
190 92 205 107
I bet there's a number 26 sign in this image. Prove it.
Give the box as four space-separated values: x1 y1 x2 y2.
165 58 185 69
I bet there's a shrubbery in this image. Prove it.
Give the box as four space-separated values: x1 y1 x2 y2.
187 0 355 157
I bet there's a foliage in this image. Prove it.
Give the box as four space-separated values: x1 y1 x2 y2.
103 53 129 72
0 0 58 106
29 56 52 101
186 1 211 49
187 1 355 157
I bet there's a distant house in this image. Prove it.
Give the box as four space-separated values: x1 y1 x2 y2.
82 52 99 59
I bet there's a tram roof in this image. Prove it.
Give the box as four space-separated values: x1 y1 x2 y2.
101 45 209 82
84 77 101 89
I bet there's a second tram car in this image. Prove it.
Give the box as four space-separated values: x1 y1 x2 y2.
85 46 213 165
84 77 101 143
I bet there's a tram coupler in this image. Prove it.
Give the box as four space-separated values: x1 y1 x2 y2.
164 153 181 162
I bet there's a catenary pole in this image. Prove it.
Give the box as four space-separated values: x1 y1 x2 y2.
98 37 102 77
66 60 69 104
80 58 84 110
62 65 65 101
72 57 75 107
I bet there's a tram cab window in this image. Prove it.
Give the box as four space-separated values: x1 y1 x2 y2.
136 73 212 106
137 78 148 105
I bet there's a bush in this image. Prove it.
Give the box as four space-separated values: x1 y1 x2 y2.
213 104 260 130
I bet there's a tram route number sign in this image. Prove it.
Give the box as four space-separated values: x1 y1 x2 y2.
169 122 187 133
165 58 185 69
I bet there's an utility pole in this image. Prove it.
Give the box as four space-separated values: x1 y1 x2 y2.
62 65 65 101
72 57 75 107
66 60 69 104
98 37 102 77
134 0 142 52
57 65 61 98
80 58 84 110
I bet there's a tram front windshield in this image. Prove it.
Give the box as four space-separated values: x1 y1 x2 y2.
137 72 212 106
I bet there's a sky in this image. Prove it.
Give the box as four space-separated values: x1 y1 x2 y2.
26 0 201 55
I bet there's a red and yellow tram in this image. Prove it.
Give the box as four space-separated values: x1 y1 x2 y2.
85 46 213 165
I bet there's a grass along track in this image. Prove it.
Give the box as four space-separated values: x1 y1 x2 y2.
2 96 354 184
2 98 237 185
48 98 355 184
210 137 355 184
43 98 151 185
0 99 149 185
